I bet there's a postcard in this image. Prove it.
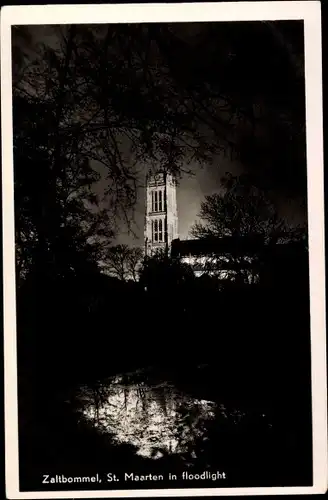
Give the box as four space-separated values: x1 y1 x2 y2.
2 1 327 498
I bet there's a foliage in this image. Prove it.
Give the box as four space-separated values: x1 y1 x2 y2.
12 23 306 283
69 21 306 197
191 173 289 241
139 250 194 291
101 244 143 281
190 173 306 282
13 29 115 284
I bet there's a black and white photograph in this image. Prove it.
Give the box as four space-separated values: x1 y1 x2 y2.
2 2 327 498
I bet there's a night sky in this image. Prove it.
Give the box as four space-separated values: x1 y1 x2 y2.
13 21 307 248
92 155 243 246
92 156 305 248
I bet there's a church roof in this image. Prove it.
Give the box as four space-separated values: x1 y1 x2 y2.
171 235 266 257
171 236 306 258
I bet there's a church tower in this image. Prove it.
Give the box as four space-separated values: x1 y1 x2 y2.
144 170 179 256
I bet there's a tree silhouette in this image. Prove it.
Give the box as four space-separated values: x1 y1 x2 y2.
191 173 290 240
139 250 194 293
13 21 306 210
12 22 306 283
13 27 115 286
72 21 305 196
102 244 143 281
190 173 306 282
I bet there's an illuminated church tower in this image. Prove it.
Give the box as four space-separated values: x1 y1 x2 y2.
144 170 179 256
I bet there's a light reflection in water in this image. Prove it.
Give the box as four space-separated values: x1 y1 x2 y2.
76 371 247 461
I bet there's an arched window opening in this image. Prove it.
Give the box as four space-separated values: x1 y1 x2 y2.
152 219 164 243
158 190 163 211
151 190 164 212
154 219 158 241
159 219 163 241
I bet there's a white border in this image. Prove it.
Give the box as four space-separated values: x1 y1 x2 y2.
2 2 327 498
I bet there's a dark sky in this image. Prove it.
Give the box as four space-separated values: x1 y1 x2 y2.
13 21 307 248
93 155 305 248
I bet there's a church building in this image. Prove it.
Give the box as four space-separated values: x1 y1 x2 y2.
144 170 305 283
144 170 258 279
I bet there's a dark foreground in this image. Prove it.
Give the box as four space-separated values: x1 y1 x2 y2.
17 268 313 491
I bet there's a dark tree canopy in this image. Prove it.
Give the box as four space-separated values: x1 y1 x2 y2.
13 21 306 193
191 173 306 243
139 250 194 292
102 244 143 281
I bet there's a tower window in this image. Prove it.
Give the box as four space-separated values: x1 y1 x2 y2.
152 191 157 212
158 190 163 211
158 219 163 241
152 190 164 212
152 219 164 243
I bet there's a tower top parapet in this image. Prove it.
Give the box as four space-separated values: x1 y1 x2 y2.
146 168 177 185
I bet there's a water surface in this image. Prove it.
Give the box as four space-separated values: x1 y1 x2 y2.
74 367 264 466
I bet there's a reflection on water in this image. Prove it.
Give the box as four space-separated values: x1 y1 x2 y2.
75 369 250 462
